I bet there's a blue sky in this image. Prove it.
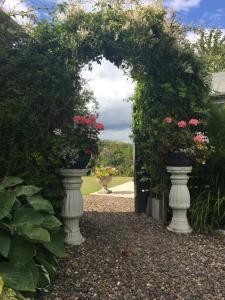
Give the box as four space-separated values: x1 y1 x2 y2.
1 0 225 142
176 0 225 28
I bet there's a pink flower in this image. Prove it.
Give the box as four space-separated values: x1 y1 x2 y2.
164 117 172 123
95 123 104 131
194 134 204 142
189 119 199 126
177 121 186 128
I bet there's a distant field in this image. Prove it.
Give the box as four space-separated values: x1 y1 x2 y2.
81 176 133 195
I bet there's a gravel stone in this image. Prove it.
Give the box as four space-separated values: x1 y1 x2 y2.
41 196 225 300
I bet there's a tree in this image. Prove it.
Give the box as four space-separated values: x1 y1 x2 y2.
194 29 225 72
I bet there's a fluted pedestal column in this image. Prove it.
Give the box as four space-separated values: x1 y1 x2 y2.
60 169 87 245
167 166 192 233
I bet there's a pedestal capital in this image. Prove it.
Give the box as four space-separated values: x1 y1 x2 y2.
167 166 192 174
59 168 88 177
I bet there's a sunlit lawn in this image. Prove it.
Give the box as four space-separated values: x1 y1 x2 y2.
81 176 133 195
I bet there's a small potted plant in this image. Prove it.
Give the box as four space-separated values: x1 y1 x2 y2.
52 114 104 245
158 116 214 233
92 166 117 194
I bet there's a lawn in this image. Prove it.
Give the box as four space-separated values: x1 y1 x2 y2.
81 176 133 195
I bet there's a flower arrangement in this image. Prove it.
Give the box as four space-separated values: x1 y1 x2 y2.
159 117 214 165
52 114 104 169
92 166 117 178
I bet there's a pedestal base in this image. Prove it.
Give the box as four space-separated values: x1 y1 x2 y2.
60 168 87 246
167 166 193 234
64 218 86 245
167 211 192 233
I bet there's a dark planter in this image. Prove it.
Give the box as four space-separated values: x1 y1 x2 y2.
73 154 91 169
166 152 192 167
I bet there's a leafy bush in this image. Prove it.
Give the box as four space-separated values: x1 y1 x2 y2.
0 177 65 299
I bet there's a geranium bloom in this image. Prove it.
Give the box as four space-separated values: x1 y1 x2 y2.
89 115 97 123
73 115 92 126
189 119 199 126
194 134 204 142
177 121 186 128
95 123 104 131
164 117 172 123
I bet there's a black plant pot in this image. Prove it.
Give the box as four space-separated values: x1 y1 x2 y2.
73 154 91 169
166 152 192 167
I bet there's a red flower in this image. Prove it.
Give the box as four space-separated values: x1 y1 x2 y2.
73 115 93 126
95 123 104 131
164 117 172 123
89 115 97 123
189 119 199 126
177 120 186 128
194 134 204 142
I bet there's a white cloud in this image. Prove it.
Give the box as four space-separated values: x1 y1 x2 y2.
164 0 201 12
1 0 32 25
82 59 135 142
186 28 225 44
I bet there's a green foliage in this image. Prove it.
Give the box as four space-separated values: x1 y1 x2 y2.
95 140 133 176
0 177 65 298
193 29 225 72
190 191 225 232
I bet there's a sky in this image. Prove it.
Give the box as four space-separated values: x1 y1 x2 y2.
1 0 225 142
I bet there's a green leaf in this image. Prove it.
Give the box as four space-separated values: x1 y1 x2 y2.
42 229 65 257
8 236 35 264
0 276 4 295
0 230 11 258
0 262 36 292
36 257 57 280
0 177 23 189
14 208 44 226
37 265 51 292
25 260 39 289
18 224 50 243
16 186 41 197
27 195 54 214
0 191 17 221
42 215 62 230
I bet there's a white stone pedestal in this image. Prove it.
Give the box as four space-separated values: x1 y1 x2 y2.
167 166 192 233
60 169 87 245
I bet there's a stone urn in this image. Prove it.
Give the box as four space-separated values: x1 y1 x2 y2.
167 166 192 233
60 168 87 245
97 176 112 194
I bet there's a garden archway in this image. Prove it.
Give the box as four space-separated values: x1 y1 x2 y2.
57 1 210 214
57 1 209 214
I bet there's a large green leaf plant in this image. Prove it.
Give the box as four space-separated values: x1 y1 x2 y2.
0 177 65 299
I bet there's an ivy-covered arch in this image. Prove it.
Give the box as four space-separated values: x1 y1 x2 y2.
55 1 209 211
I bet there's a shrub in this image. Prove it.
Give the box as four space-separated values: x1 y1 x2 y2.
0 177 65 299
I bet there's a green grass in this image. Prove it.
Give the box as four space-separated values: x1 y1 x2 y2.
81 176 133 195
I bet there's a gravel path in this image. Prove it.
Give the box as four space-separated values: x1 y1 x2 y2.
46 196 225 300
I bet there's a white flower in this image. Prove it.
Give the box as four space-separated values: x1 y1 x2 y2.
53 128 62 136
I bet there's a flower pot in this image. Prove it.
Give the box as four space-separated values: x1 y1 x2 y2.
60 168 87 245
166 152 192 167
167 166 192 233
73 153 91 169
97 176 112 194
